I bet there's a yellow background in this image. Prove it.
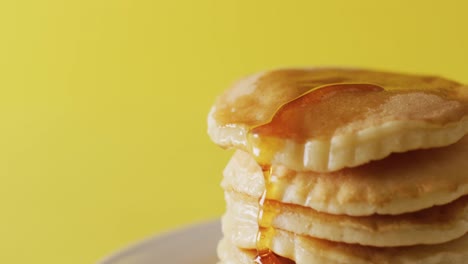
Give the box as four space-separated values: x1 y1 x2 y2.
0 0 466 263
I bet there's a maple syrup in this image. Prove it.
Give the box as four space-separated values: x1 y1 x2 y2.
248 83 385 263
214 69 468 263
253 166 282 264
250 83 384 140
213 68 464 129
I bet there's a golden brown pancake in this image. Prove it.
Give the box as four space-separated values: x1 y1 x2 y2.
208 68 468 172
222 135 468 215
210 68 468 264
217 238 294 264
218 229 468 264
223 191 468 247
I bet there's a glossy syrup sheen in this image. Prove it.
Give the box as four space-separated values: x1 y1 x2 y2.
214 68 464 129
250 83 384 140
254 166 282 264
218 69 468 263
250 83 385 263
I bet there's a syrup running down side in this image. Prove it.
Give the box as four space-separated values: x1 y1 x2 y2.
213 69 468 263
249 83 385 263
254 166 282 264
248 83 384 165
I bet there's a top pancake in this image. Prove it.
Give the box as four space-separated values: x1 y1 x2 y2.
208 68 468 172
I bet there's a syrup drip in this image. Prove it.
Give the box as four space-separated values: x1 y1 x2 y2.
248 83 385 263
213 69 468 263
254 166 282 264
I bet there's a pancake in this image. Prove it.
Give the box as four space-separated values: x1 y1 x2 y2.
217 238 255 264
223 191 468 247
222 135 468 215
217 238 295 264
211 68 468 264
208 68 468 172
220 226 468 264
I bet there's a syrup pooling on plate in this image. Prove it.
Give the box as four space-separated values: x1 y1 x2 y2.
250 83 385 263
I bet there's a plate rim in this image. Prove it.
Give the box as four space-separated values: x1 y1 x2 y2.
98 218 220 264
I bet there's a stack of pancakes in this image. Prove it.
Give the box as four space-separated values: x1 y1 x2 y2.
207 68 468 263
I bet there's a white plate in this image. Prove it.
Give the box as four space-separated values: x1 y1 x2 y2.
100 220 221 264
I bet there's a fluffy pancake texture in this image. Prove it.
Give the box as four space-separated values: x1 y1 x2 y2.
217 239 254 264
208 68 468 172
217 239 295 264
222 135 468 215
223 191 468 247
218 230 468 264
211 68 468 264
217 238 255 264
